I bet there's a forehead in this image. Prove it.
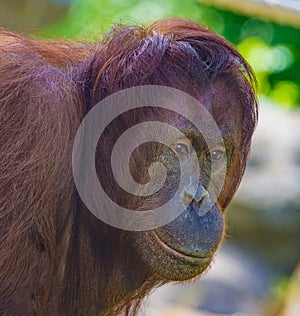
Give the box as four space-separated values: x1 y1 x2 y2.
108 77 247 145
161 75 246 140
138 80 243 149
204 76 245 138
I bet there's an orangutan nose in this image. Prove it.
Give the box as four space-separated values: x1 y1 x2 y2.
182 184 208 205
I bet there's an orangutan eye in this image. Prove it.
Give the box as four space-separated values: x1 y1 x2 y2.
171 139 192 157
206 148 226 163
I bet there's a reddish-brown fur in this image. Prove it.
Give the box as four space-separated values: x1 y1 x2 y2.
0 18 257 315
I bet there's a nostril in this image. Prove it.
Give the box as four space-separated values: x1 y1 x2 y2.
182 190 193 205
181 185 208 205
194 185 208 203
194 198 214 216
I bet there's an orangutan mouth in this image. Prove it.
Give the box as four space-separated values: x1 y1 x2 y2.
151 231 213 264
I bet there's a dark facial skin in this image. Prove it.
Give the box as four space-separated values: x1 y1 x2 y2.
131 130 224 280
116 79 244 282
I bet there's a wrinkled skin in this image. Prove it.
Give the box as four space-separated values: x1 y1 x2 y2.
96 79 244 282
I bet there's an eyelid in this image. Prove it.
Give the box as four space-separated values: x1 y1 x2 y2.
170 138 193 156
210 144 226 152
206 145 226 162
173 138 192 147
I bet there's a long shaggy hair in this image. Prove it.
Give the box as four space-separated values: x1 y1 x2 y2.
0 18 257 315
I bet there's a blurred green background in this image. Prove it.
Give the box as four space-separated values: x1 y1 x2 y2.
1 0 300 107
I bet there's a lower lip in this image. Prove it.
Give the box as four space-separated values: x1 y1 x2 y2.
152 232 212 264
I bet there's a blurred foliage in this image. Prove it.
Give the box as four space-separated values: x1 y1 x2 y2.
0 0 67 31
260 276 290 315
41 0 300 107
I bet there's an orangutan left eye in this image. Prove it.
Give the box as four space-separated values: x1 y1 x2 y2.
171 139 192 157
206 148 226 164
